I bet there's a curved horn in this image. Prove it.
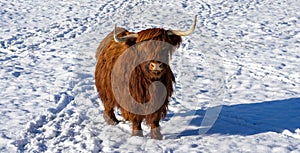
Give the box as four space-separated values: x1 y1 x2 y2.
168 15 197 36
114 24 138 43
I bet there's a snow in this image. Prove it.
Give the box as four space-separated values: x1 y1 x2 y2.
1 0 300 152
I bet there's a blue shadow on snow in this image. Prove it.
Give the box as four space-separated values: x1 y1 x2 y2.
175 98 300 137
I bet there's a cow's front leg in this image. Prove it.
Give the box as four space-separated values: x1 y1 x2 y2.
132 121 143 137
150 121 162 140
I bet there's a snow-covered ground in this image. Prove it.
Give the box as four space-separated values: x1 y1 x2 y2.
1 0 299 152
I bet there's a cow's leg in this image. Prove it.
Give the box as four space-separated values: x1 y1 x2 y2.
103 102 119 125
132 120 143 137
150 121 162 140
147 110 163 140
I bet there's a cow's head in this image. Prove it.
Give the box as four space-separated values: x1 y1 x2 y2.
114 16 197 80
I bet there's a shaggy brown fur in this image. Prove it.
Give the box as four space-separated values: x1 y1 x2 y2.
95 26 182 140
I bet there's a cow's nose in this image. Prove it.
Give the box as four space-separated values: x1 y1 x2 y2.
149 62 163 71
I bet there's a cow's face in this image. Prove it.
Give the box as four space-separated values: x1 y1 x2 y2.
134 34 175 81
113 15 197 80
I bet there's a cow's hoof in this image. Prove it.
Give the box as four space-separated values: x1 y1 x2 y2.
132 130 144 137
151 133 162 140
151 128 163 140
103 113 119 125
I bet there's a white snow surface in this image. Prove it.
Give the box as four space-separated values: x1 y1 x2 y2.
1 0 300 152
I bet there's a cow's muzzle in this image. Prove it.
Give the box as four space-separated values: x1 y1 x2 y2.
149 62 163 72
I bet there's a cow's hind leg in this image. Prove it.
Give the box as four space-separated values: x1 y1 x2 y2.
103 103 119 125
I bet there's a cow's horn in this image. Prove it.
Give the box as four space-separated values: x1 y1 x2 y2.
168 15 197 36
114 24 138 43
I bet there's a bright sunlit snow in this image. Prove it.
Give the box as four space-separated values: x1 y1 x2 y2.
0 0 299 152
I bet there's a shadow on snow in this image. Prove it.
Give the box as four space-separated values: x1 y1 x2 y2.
173 98 300 138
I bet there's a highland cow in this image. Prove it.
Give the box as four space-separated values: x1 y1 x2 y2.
95 16 197 140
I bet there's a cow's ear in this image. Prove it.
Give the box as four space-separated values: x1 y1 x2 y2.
168 34 182 48
125 38 137 46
